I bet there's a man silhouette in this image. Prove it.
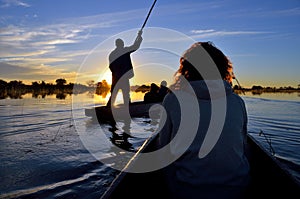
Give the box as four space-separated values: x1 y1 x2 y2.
107 30 143 107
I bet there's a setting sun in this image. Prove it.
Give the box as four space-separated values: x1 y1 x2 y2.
97 69 112 85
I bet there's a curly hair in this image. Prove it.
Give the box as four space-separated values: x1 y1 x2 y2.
177 42 233 83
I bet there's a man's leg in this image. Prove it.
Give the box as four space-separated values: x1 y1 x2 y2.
122 79 131 105
107 77 117 106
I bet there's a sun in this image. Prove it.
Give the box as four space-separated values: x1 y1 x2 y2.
97 69 112 85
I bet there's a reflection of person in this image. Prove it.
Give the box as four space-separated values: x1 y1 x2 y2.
108 120 133 152
158 42 250 199
106 30 143 107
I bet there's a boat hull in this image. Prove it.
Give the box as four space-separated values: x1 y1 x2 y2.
85 101 161 123
100 133 300 199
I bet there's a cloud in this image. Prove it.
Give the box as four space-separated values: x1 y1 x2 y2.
34 39 77 46
52 6 149 32
0 24 88 44
0 62 76 83
0 23 91 65
191 29 215 34
1 0 30 8
0 62 35 74
1 5 227 83
228 7 300 19
190 29 271 39
1 49 51 59
0 7 147 57
154 1 224 16
0 7 152 73
273 7 300 16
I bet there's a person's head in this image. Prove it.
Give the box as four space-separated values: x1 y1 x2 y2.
150 83 159 92
115 38 124 48
160 80 167 87
176 42 234 84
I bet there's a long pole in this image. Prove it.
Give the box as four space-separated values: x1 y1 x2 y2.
234 77 245 95
141 0 157 30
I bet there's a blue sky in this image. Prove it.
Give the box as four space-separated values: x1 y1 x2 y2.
0 0 299 87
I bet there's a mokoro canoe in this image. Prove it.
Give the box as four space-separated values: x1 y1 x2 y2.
85 101 161 123
100 132 300 199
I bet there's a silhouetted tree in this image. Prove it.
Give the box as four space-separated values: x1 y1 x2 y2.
56 78 67 86
251 85 263 90
0 80 8 99
95 80 110 97
32 81 39 88
6 80 26 99
41 81 46 88
133 84 150 93
233 85 240 90
8 80 25 89
0 79 7 89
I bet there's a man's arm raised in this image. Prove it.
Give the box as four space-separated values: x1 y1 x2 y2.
127 30 143 52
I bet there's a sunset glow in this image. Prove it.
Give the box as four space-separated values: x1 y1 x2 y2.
1 0 299 88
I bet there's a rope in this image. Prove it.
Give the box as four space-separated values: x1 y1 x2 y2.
259 130 275 156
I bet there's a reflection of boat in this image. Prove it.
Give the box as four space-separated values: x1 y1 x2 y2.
100 133 300 199
85 101 162 123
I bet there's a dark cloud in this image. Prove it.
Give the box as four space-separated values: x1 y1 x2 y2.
0 62 46 81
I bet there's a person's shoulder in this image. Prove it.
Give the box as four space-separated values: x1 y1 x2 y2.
109 49 116 58
162 92 177 105
231 92 244 101
230 92 246 107
164 91 175 99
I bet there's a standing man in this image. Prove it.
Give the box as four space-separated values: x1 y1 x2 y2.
106 30 143 107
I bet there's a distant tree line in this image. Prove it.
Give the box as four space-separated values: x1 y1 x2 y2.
233 84 300 95
131 84 151 93
0 78 90 99
0 78 150 100
2 78 298 100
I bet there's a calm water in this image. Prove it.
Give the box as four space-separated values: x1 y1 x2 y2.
0 91 299 198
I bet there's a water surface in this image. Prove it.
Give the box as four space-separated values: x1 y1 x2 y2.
0 92 299 198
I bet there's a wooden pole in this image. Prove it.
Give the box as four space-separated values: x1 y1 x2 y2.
141 0 157 30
